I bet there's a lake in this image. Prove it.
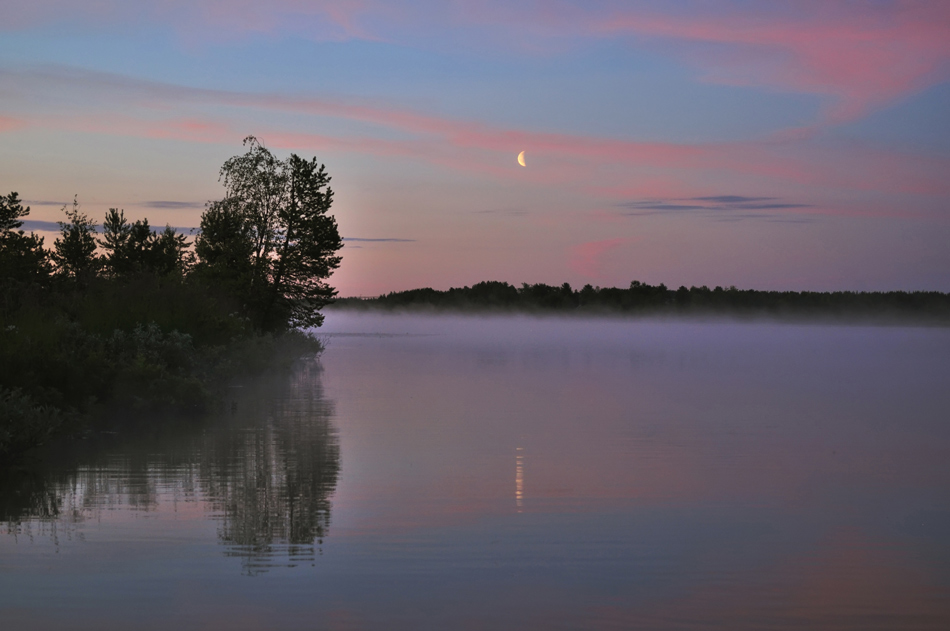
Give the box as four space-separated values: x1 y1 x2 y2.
2 312 950 630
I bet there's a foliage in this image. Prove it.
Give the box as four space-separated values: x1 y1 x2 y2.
0 387 67 460
52 197 99 281
0 192 51 285
0 280 321 462
195 137 343 331
100 208 191 278
193 198 257 313
0 137 342 461
0 191 28 233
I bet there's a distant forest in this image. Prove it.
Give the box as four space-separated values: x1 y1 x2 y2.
335 280 950 324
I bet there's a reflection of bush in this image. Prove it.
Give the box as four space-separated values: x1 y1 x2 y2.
1 361 340 574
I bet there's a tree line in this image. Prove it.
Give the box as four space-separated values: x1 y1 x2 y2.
336 280 950 323
1 137 343 459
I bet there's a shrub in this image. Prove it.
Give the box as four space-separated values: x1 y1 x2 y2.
0 388 67 458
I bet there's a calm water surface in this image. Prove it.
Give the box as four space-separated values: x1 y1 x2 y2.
2 313 950 629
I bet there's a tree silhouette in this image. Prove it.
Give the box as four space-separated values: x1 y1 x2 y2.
0 192 50 284
195 137 342 331
52 197 98 281
100 208 190 277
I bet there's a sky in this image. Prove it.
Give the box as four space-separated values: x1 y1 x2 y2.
1 0 949 295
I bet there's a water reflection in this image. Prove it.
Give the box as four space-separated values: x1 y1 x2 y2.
515 447 524 511
4 315 950 629
1 359 339 575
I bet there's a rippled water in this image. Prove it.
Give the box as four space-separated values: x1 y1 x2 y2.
2 313 950 630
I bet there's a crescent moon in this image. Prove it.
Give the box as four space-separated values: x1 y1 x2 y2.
517 151 526 167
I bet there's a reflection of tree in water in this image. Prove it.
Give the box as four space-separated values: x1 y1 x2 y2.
0 360 340 574
205 361 340 573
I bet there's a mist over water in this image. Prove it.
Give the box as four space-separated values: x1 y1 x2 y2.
3 313 950 629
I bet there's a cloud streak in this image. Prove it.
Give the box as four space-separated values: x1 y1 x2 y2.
140 200 204 209
19 220 64 232
0 116 26 133
586 1 950 125
5 2 948 128
570 237 630 279
22 199 70 207
620 195 814 221
18 217 413 242
343 237 415 242
4 65 948 204
20 219 199 233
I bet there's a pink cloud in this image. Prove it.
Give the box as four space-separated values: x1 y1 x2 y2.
419 2 950 126
4 2 949 134
0 116 26 132
570 238 630 279
495 1 950 125
5 67 949 205
49 114 236 145
6 2 949 126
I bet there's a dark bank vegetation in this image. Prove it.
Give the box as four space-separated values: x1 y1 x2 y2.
335 280 950 324
1 137 342 460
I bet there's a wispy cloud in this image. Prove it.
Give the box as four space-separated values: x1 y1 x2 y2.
6 2 947 128
588 2 950 125
620 194 814 222
22 199 70 207
692 196 773 204
342 237 415 242
5 65 949 201
140 200 204 209
19 220 64 232
3 63 949 216
569 237 630 279
19 216 413 239
472 209 529 217
20 219 198 233
0 115 26 132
